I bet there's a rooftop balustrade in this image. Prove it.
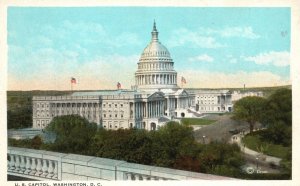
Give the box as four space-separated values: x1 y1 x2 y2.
8 146 235 181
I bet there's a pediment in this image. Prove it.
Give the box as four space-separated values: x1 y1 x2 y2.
148 92 165 100
175 89 189 97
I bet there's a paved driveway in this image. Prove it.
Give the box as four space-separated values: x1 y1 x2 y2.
193 114 259 143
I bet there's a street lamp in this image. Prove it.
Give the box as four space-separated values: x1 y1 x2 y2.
202 135 206 144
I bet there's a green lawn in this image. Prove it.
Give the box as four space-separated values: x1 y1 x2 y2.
242 133 290 159
181 118 216 126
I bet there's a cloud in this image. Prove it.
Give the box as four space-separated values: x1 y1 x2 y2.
167 26 259 49
188 54 214 63
199 26 260 39
8 51 140 90
219 27 260 39
167 28 224 48
178 70 290 88
244 51 290 67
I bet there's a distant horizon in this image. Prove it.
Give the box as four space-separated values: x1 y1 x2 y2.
7 84 292 92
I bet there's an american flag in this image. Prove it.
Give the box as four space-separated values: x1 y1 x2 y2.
71 77 76 84
117 82 121 89
181 76 186 84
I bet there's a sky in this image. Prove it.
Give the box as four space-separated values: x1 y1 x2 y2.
7 7 291 90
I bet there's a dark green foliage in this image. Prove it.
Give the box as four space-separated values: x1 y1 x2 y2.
91 128 154 165
198 143 243 175
8 138 33 148
233 96 266 133
260 89 292 146
151 122 197 167
8 135 42 149
7 106 32 129
261 88 292 127
243 131 290 159
260 122 291 146
236 173 291 180
45 115 97 154
89 122 244 176
7 91 71 129
31 135 43 149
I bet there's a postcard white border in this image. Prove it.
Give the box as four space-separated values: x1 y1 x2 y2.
1 1 299 186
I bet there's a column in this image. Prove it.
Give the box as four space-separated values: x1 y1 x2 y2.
148 102 152 118
157 101 159 117
140 76 141 85
139 102 141 118
158 74 160 84
173 75 175 84
154 101 156 117
153 102 155 117
146 102 148 118
159 101 161 116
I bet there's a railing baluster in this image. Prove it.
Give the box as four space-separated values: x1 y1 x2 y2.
150 176 157 180
24 157 31 174
52 161 58 179
41 159 48 177
19 156 26 174
30 158 37 175
123 172 128 180
134 174 140 181
46 160 54 178
8 154 15 171
14 155 20 172
35 158 42 176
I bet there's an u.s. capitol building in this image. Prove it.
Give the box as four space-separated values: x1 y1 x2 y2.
32 22 197 130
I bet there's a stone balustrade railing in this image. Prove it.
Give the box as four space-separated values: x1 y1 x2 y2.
8 146 235 181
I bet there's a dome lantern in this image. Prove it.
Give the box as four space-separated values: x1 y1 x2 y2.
151 20 159 42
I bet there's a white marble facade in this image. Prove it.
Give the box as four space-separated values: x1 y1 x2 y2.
32 22 194 130
192 90 233 113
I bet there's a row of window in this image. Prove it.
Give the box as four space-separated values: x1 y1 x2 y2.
103 114 124 118
138 62 173 70
103 121 125 129
142 51 169 56
35 119 50 128
35 103 100 108
200 107 219 111
103 103 124 108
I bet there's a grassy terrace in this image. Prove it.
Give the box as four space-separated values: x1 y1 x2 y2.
242 132 290 159
181 118 216 126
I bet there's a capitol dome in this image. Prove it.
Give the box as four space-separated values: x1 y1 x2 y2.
135 21 178 90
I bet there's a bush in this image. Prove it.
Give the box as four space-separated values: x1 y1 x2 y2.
45 115 97 154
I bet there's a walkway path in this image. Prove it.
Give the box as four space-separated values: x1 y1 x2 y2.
231 133 282 166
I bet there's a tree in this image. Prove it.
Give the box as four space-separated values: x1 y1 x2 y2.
31 135 42 149
260 88 292 145
261 88 291 127
45 115 97 154
151 122 197 167
232 96 266 133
